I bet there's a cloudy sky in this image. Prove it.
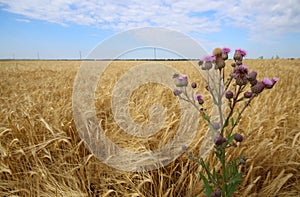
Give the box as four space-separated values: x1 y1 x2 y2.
0 0 299 59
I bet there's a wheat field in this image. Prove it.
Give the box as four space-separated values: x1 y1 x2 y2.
0 59 299 197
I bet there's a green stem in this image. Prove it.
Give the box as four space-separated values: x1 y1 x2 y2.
221 148 227 197
225 76 233 91
228 97 254 135
221 85 242 136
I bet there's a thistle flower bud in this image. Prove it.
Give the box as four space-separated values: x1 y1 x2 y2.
198 60 203 66
214 136 226 146
216 58 225 69
251 81 265 94
175 75 188 87
234 51 242 61
191 82 197 88
234 133 243 142
173 73 180 78
240 157 247 165
210 189 221 197
212 122 221 130
236 77 248 86
215 189 221 197
203 61 213 70
173 89 182 96
244 91 253 98
213 48 222 57
225 90 234 99
195 94 204 105
205 85 210 91
210 189 222 197
222 52 228 60
231 62 236 67
247 71 257 82
236 60 243 66
198 99 204 105
232 142 238 147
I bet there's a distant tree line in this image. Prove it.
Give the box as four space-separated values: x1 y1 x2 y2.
256 55 298 60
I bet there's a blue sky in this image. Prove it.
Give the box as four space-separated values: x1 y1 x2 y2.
0 0 299 59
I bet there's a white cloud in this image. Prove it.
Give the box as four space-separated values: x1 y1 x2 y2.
16 18 30 23
0 0 299 40
220 0 300 40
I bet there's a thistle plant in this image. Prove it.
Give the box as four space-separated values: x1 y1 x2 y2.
173 48 278 197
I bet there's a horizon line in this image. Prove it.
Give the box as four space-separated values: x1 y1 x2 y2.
1 58 298 61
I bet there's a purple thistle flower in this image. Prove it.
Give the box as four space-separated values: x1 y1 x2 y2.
222 47 231 54
263 77 279 89
195 94 203 101
222 47 231 60
233 65 249 77
233 65 249 85
203 55 216 61
272 77 279 84
201 55 215 70
234 49 247 61
195 94 204 105
262 77 273 88
236 49 247 57
262 77 273 86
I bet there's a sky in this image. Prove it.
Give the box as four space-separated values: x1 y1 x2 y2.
0 0 300 59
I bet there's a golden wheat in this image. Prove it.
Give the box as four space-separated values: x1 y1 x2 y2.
0 59 299 196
